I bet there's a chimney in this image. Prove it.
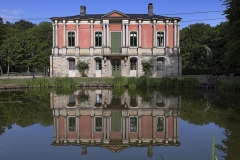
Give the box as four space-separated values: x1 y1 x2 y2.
80 5 86 16
148 3 153 16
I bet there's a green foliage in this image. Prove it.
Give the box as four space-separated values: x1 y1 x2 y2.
77 90 89 103
25 78 52 88
112 76 127 87
222 0 240 69
54 77 77 87
141 59 154 76
12 19 35 32
76 60 90 76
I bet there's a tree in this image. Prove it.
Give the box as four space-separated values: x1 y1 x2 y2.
180 23 215 69
141 59 154 76
222 0 240 69
76 61 90 76
13 19 35 32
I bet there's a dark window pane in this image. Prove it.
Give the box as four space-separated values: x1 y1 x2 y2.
69 117 76 132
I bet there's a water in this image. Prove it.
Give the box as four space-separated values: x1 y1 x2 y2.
0 89 239 160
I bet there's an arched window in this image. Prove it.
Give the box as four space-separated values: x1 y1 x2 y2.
68 32 75 47
157 57 164 70
68 58 75 70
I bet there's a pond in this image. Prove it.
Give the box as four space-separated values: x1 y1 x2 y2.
0 88 239 160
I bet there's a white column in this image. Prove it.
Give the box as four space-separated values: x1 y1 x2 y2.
91 116 94 141
103 24 105 47
165 21 169 47
173 116 177 142
107 117 110 139
63 22 66 47
52 24 55 47
55 21 58 47
126 117 129 139
139 23 141 47
126 24 129 47
122 24 125 47
76 21 79 47
103 117 106 139
174 20 177 47
153 23 156 47
153 116 156 140
138 116 141 140
56 116 59 142
107 24 109 47
90 23 93 47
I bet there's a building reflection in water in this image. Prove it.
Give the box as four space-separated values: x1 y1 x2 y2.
51 90 181 157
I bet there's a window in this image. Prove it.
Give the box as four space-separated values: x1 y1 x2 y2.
156 117 164 132
130 60 137 70
157 32 164 47
95 94 102 107
67 94 76 107
95 32 102 47
69 59 75 70
130 96 138 107
68 32 75 47
130 117 138 132
95 117 103 132
68 117 76 132
157 60 163 70
130 32 137 47
156 93 164 107
96 60 102 70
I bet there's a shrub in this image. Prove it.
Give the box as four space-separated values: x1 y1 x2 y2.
141 59 153 76
76 61 90 76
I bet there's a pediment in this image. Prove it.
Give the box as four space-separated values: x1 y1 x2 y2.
102 10 129 18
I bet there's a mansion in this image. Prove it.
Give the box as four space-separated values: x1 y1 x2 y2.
50 3 181 77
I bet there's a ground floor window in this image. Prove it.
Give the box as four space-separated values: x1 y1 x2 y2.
157 60 163 70
130 59 137 70
96 60 102 70
69 59 75 70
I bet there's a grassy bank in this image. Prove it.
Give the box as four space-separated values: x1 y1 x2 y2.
0 76 239 91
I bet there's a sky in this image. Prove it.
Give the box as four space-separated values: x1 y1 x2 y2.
0 0 227 29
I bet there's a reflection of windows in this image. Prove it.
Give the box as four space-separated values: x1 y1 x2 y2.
130 59 137 70
130 32 137 47
96 60 102 70
95 32 102 47
95 94 102 107
157 60 163 70
95 117 102 132
68 32 75 47
69 59 75 70
68 94 76 107
157 31 164 47
130 96 138 107
68 117 76 132
156 116 164 132
130 117 138 132
156 93 164 107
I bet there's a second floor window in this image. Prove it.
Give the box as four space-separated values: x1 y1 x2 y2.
157 32 164 47
95 32 102 47
130 32 137 47
68 32 75 47
68 117 76 132
95 117 103 132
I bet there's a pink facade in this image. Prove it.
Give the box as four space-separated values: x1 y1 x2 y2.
142 24 153 48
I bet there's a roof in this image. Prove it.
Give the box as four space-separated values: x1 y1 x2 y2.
50 10 181 21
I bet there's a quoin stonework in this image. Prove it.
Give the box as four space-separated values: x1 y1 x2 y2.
50 3 182 77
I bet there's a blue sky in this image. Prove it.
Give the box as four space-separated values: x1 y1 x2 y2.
0 0 227 29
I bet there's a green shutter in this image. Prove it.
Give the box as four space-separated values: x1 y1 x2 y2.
111 110 121 132
111 32 121 53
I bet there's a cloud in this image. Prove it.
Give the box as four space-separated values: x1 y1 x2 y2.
0 9 25 16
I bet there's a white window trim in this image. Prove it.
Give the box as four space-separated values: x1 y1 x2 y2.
94 31 103 48
67 31 76 48
68 116 77 132
129 31 138 48
94 93 102 108
129 96 138 108
156 30 165 48
156 116 165 132
66 94 76 108
130 59 138 71
129 116 138 132
94 116 103 132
